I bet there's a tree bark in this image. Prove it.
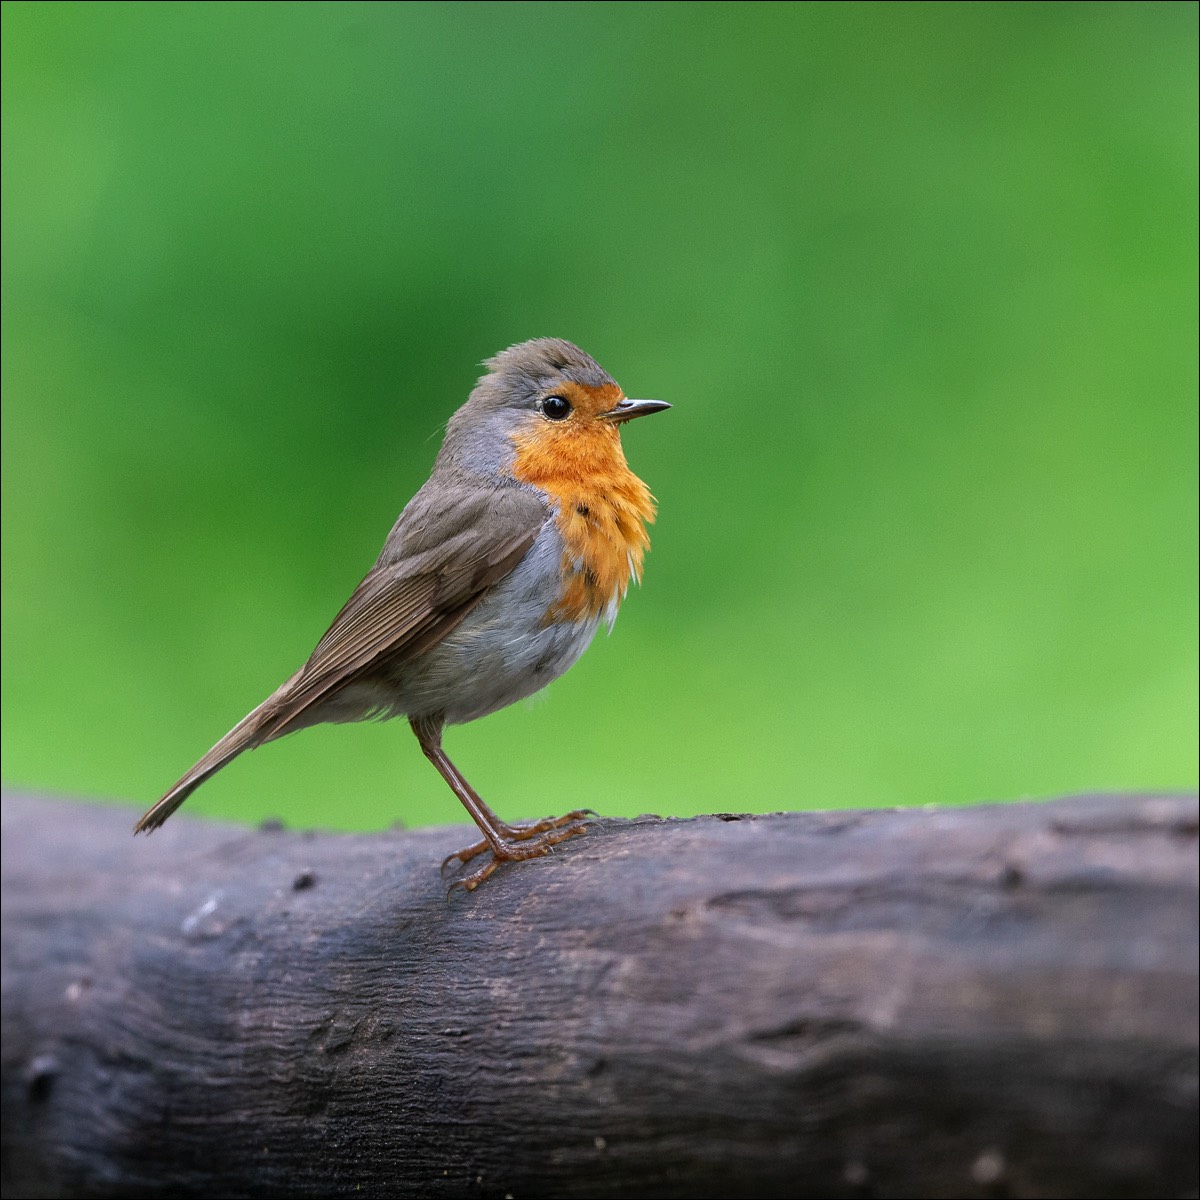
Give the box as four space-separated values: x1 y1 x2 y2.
1 790 1196 1199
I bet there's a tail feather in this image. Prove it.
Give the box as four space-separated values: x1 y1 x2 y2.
134 675 300 834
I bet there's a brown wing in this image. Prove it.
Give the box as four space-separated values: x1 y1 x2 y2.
255 485 546 739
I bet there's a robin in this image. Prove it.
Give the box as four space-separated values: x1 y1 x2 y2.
135 338 669 890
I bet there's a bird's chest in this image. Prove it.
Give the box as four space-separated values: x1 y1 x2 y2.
511 431 656 627
548 491 649 626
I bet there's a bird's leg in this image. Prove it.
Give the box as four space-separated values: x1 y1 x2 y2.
409 716 589 890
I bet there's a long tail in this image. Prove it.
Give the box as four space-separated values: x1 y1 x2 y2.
134 674 300 834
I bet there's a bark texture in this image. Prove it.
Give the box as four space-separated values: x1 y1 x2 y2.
1 790 1197 1199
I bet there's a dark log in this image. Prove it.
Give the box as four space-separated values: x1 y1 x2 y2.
1 790 1196 1200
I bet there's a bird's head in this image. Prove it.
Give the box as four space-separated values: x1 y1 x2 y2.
440 338 669 480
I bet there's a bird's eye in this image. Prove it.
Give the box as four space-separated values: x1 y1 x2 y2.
541 395 572 421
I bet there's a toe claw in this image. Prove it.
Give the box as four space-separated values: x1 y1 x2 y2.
448 858 500 896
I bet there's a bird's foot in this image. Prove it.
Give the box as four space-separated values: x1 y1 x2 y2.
443 814 592 893
442 809 595 874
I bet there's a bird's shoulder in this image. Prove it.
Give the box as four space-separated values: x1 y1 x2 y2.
374 470 551 577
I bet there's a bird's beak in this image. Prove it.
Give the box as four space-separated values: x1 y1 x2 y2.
602 398 672 424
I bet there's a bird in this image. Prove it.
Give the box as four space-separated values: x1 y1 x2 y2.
134 338 669 890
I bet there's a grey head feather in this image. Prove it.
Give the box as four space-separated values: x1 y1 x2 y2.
482 338 613 390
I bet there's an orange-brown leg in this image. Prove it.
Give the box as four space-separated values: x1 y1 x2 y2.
410 715 590 891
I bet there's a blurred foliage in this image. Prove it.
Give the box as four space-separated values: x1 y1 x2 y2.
2 2 1196 831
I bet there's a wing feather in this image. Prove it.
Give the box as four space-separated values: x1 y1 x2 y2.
256 493 545 738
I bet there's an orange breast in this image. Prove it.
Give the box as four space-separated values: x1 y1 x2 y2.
511 396 656 625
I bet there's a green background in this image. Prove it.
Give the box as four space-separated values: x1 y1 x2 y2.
3 2 1196 832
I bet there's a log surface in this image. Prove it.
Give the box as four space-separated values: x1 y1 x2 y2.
1 790 1197 1199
